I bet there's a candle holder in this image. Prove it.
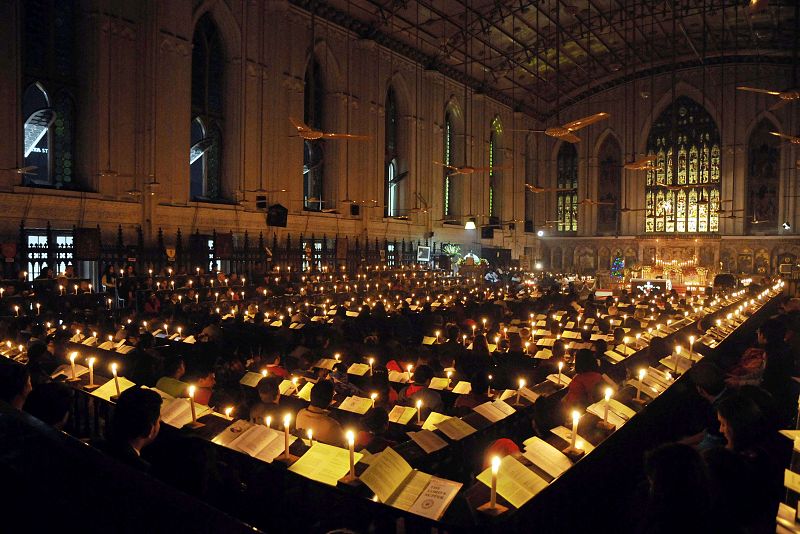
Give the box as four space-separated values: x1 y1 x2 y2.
184 420 205 429
477 501 508 516
338 472 361 486
66 376 82 383
83 383 100 392
275 452 298 466
110 395 120 403
561 446 585 461
596 420 616 433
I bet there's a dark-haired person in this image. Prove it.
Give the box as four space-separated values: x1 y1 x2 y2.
681 362 729 451
155 355 188 398
453 372 492 413
99 387 162 472
249 375 282 424
24 382 72 430
757 318 796 426
562 349 602 410
295 380 343 446
355 407 396 453
186 368 216 406
397 364 444 414
0 364 32 410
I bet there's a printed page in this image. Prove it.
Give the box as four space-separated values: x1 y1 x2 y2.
522 436 573 479
407 429 448 453
434 418 476 441
476 455 547 508
421 412 450 431
347 363 370 376
357 447 411 502
388 405 417 425
451 381 471 395
289 442 361 486
239 371 263 387
407 476 462 521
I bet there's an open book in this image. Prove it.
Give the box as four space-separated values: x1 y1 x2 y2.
522 436 572 479
388 370 410 384
546 374 572 387
477 455 547 509
421 412 450 431
434 418 476 441
239 371 264 387
338 395 372 414
473 400 515 423
229 424 297 463
428 377 450 391
90 376 136 402
161 398 213 428
388 405 417 425
359 448 462 520
347 363 370 376
50 364 89 380
451 381 471 394
407 429 448 453
289 442 361 486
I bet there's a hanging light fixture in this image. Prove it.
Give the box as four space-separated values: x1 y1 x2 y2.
464 218 476 230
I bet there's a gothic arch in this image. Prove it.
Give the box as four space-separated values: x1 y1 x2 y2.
192 0 241 59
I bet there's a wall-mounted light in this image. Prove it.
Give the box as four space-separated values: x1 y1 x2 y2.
464 218 476 230
537 230 544 237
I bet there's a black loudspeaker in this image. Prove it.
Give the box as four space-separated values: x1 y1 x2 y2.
267 204 288 227
350 204 360 216
256 195 268 210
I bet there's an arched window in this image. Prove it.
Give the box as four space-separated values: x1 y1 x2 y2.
303 58 324 211
443 111 455 217
746 119 780 233
597 136 622 235
556 144 578 233
22 0 77 188
385 87 400 217
645 96 720 233
488 117 502 221
190 13 224 200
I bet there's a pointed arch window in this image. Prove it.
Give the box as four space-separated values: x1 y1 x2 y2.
190 13 224 200
597 136 621 235
556 144 578 233
443 111 455 217
645 96 720 233
22 0 77 188
385 87 402 217
488 117 502 221
303 58 324 211
746 119 780 233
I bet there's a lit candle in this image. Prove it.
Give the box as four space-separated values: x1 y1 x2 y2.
88 357 96 386
557 361 564 385
224 406 233 420
370 392 377 408
291 377 298 394
283 414 291 457
69 351 78 380
13 305 19 317
307 429 313 447
368 357 374 376
36 303 40 315
416 399 422 424
74 284 79 295
111 363 121 398
261 369 268 378
636 369 646 401
163 323 169 336
490 456 500 509
346 429 356 477
516 378 526 405
187 385 197 421
688 335 695 362
623 336 630 356
570 410 580 449
487 374 493 396
265 415 272 428
603 387 612 424
674 345 682 374
406 364 413 382
446 370 453 387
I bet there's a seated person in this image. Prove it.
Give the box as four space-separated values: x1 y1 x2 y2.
295 380 344 446
453 372 491 412
264 352 290 379
562 349 602 410
330 362 364 397
155 355 188 398
23 382 72 430
185 367 216 406
397 365 444 414
0 364 32 410
681 363 729 451
249 375 282 423
99 387 162 472
355 407 396 453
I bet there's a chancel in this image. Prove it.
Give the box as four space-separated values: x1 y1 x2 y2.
1 0 800 532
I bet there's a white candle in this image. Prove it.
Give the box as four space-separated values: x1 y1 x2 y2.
689 336 695 362
69 352 78 380
674 345 682 374
490 456 500 508
406 364 413 382
188 385 197 422
570 410 580 449
603 387 612 424
88 357 96 386
370 393 377 408
446 370 453 387
307 429 313 447
416 400 422 424
557 361 564 385
368 357 374 376
224 407 233 420
636 369 646 401
346 430 355 477
283 414 291 456
14 306 19 317
516 378 526 405
36 303 40 315
265 415 272 428
111 363 121 397
487 374 492 396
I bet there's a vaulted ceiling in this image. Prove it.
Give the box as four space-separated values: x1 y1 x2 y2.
289 0 799 119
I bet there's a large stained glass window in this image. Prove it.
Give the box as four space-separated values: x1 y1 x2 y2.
443 111 454 217
556 143 578 233
645 96 720 233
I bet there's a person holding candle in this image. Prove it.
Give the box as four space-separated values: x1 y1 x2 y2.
295 380 344 447
98 387 162 473
562 349 603 410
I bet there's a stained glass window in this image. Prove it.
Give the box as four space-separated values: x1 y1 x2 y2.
443 111 454 217
488 117 502 220
303 58 324 211
645 96 720 233
191 14 224 200
22 0 77 189
556 143 578 233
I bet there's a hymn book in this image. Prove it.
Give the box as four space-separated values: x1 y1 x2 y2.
388 370 409 383
522 436 573 479
82 336 97 346
116 344 135 354
434 417 476 440
546 374 572 387
428 377 450 390
229 424 296 463
473 400 515 423
278 380 297 395
477 455 547 509
407 429 448 453
550 426 595 453
422 336 436 345
421 412 451 431
289 442 361 486
346 363 370 376
160 398 213 428
296 382 314 402
183 335 196 344
388 405 417 425
90 376 136 402
338 395 372 414
239 372 264 387
451 381 471 394
97 340 115 350
359 448 461 520
50 364 89 380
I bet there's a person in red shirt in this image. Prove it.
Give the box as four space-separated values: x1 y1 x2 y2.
562 349 603 410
